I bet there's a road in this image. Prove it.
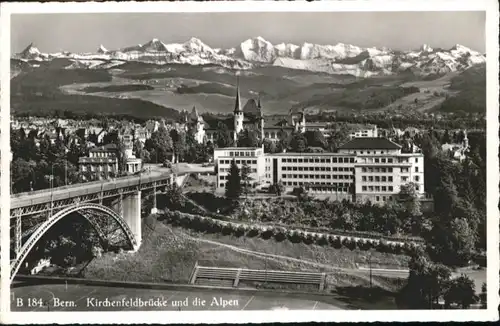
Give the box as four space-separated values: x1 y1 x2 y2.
10 171 171 211
11 283 343 311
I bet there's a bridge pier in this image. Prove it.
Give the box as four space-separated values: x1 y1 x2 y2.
150 184 158 215
122 191 142 251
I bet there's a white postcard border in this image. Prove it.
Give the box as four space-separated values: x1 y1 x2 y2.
1 0 498 323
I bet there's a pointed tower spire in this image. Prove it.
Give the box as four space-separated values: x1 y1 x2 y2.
257 95 262 109
234 74 242 113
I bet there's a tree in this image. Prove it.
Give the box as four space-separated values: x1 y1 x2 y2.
327 123 351 151
305 130 326 149
116 141 128 175
443 275 477 309
292 186 309 201
399 182 422 216
11 158 35 193
214 122 233 148
166 182 184 211
427 217 477 266
269 181 285 196
170 129 187 162
240 162 252 198
290 133 307 152
237 129 260 148
225 159 241 199
397 251 452 309
263 139 277 153
479 282 486 308
277 129 290 152
147 126 173 163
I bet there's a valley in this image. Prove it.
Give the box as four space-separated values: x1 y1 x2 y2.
10 37 486 118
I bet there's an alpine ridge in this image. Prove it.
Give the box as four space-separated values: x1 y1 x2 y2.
13 36 485 77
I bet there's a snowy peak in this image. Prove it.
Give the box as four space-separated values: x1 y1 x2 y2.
141 38 169 52
420 44 433 53
182 37 214 54
12 37 486 77
18 43 41 59
238 36 276 62
97 44 108 54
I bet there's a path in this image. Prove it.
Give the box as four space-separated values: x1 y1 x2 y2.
179 230 399 288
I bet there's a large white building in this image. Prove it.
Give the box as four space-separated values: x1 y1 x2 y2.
214 146 266 189
214 137 426 205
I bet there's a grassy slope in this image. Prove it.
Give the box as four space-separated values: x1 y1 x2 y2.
10 68 181 119
438 63 486 113
85 216 409 289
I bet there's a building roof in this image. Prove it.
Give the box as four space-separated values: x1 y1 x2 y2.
268 152 357 157
234 77 242 113
338 137 402 150
215 147 262 151
89 143 118 152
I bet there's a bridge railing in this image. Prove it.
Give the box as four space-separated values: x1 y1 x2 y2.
11 173 172 210
12 173 171 199
191 265 327 291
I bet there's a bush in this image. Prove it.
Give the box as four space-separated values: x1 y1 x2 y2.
303 233 314 245
221 224 233 236
287 230 302 243
330 236 343 249
342 237 357 250
233 224 246 237
316 234 328 246
261 228 275 240
274 228 287 242
247 226 260 238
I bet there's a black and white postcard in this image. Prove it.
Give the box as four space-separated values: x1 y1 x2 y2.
0 0 498 323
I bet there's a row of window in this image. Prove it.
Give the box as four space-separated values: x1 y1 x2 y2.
89 152 115 158
281 157 355 164
80 164 117 172
374 195 393 202
361 166 419 173
283 181 351 189
282 174 353 180
361 167 394 173
281 166 354 172
401 176 421 182
361 176 394 182
227 151 259 157
307 187 351 193
361 186 395 192
219 159 258 165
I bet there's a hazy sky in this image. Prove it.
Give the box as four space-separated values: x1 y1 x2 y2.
11 11 486 53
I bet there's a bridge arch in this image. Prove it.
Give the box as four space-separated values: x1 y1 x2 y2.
10 203 137 281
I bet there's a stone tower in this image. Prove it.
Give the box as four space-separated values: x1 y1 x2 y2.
233 76 244 142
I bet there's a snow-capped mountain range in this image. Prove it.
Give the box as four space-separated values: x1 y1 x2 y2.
14 36 486 77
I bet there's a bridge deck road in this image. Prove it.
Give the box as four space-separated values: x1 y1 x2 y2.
10 171 171 211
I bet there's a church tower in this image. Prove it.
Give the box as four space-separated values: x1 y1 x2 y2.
233 76 244 142
463 129 469 152
258 96 265 141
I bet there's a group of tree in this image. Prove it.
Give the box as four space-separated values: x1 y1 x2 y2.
10 127 83 193
412 131 486 266
397 249 478 309
224 159 254 200
304 110 485 131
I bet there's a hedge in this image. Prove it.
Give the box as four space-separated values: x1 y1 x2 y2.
162 211 421 256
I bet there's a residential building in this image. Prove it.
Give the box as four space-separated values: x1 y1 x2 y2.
214 146 266 190
214 137 426 206
337 137 424 204
348 124 378 139
78 143 119 179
